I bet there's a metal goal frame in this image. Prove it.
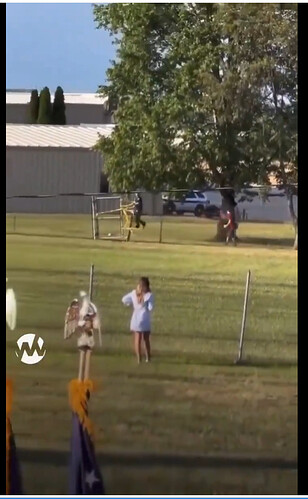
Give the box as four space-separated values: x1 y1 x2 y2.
91 196 135 241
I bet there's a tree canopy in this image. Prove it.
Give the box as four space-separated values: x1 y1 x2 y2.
94 3 297 194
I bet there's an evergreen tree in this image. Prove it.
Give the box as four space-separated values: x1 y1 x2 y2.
37 87 52 124
28 89 39 124
52 86 66 125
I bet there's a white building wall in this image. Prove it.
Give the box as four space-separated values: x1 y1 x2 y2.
205 190 298 222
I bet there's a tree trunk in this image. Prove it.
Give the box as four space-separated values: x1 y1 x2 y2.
216 218 227 242
287 193 298 250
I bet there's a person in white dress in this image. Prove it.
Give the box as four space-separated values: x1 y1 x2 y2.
122 277 154 363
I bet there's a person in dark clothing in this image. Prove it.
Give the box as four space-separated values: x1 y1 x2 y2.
134 193 146 229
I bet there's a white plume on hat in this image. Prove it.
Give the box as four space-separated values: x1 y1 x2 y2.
6 279 17 331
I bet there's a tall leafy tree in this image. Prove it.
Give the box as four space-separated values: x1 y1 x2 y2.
37 87 52 124
258 8 298 248
52 86 66 125
28 89 40 124
94 4 185 191
94 4 297 237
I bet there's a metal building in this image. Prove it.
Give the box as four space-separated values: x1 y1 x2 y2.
6 91 112 125
6 124 114 214
6 124 163 216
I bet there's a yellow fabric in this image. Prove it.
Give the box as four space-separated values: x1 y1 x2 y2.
68 379 95 437
120 202 135 232
6 379 13 495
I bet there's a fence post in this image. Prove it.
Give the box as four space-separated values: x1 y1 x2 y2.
159 217 164 243
91 197 96 240
89 264 94 301
235 270 251 364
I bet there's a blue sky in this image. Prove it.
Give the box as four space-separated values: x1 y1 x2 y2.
6 3 116 92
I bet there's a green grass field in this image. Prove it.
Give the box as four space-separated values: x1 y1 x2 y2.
6 215 297 494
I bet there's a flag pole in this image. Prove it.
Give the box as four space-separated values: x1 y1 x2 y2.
78 351 86 381
76 265 95 382
68 267 105 494
84 350 92 381
85 264 95 381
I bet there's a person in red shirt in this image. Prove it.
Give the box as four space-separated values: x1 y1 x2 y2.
224 210 237 246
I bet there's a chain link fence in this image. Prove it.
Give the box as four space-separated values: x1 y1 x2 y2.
6 187 297 247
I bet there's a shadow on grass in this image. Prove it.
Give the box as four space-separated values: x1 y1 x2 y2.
128 235 296 249
6 231 91 241
95 347 297 369
240 237 294 247
18 448 297 470
6 340 297 371
237 356 298 369
153 331 297 346
7 231 295 249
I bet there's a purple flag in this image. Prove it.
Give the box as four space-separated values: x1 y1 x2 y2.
7 419 23 494
69 413 105 494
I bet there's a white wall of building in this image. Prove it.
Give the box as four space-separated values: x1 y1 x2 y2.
205 190 298 222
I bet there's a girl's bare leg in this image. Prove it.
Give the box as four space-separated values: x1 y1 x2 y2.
143 333 151 362
134 332 142 363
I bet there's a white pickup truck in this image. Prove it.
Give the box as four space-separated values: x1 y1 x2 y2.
163 190 220 218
